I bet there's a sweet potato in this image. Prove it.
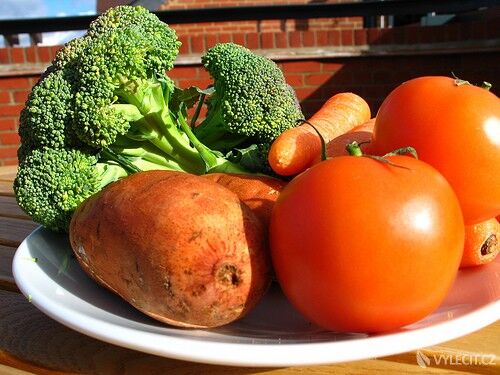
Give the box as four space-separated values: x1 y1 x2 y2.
202 173 287 227
69 170 272 328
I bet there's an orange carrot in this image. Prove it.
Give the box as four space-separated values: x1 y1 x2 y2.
312 118 375 164
203 173 287 227
268 92 371 176
460 218 499 268
348 117 376 133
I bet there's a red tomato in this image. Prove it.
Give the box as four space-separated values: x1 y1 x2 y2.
270 155 464 333
371 76 500 224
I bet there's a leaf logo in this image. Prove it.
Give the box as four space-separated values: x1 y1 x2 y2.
416 350 431 368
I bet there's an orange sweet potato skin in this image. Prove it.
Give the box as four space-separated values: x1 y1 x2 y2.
202 173 287 228
69 170 272 328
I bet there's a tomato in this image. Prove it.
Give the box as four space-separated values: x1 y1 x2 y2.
371 76 500 224
269 154 464 333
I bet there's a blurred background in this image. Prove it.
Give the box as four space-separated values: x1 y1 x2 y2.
0 0 499 165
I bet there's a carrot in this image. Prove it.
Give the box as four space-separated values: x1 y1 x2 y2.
202 173 287 227
312 118 375 164
268 92 371 176
349 117 376 133
460 218 499 268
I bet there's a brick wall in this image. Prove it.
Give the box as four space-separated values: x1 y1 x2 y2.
0 18 498 165
161 0 363 35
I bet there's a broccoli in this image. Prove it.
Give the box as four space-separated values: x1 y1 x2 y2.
14 6 250 232
193 43 304 172
18 69 81 161
14 148 127 232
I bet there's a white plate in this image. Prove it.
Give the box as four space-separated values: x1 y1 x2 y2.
13 227 500 367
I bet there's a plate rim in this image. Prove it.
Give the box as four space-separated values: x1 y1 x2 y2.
12 227 500 367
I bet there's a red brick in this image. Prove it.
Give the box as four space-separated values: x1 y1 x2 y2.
38 46 53 63
0 104 23 117
300 100 323 117
372 70 393 84
0 118 16 131
367 28 381 45
179 78 212 89
178 35 190 55
486 19 500 39
354 69 372 84
217 34 232 44
305 73 333 86
405 26 420 44
10 48 25 63
377 28 394 44
284 73 304 87
13 91 30 104
288 31 301 48
364 85 390 99
261 33 274 49
246 33 259 49
0 92 10 104
232 33 246 46
25 46 38 63
294 87 318 100
0 147 18 159
460 22 474 41
354 29 367 45
274 32 287 49
321 62 343 72
169 66 199 79
283 60 322 73
316 31 329 46
0 48 10 64
0 77 31 89
190 35 204 53
0 132 20 145
444 24 461 42
392 27 405 44
328 70 353 85
302 31 315 47
328 30 340 46
341 29 353 45
2 158 19 166
205 34 217 49
198 68 210 80
472 22 487 40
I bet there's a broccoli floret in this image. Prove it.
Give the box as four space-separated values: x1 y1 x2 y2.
14 148 128 232
193 43 304 171
87 5 180 72
18 69 77 158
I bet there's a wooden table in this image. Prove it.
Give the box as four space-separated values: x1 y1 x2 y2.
0 164 498 375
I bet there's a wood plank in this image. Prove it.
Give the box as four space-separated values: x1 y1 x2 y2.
0 245 15 283
0 245 18 293
0 165 17 180
0 181 14 197
0 196 30 220
0 166 16 196
0 290 491 375
0 218 38 247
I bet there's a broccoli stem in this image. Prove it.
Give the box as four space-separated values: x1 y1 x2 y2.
94 162 130 188
110 137 187 172
115 80 208 175
193 99 249 151
176 113 250 175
